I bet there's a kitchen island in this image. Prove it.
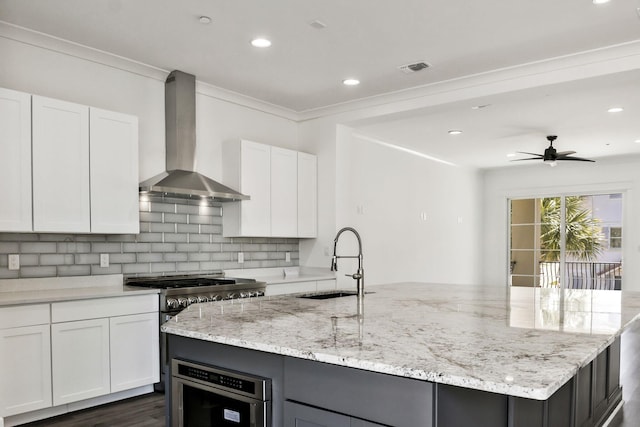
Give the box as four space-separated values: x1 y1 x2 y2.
162 283 640 426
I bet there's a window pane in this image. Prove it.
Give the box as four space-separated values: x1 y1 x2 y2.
511 225 537 250
511 199 536 224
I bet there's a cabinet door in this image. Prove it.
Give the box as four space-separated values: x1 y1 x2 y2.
0 88 32 232
90 108 139 233
110 313 159 393
0 324 52 417
32 95 90 232
240 140 271 236
51 318 110 405
271 146 298 237
297 152 317 238
284 401 350 427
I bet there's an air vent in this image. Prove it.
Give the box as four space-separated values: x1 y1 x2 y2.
398 61 431 74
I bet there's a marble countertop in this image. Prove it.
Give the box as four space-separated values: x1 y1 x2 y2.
0 274 158 306
162 283 640 400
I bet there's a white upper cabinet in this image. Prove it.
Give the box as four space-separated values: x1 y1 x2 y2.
32 95 91 233
223 139 317 238
90 108 140 233
271 146 298 237
0 87 139 234
297 151 317 238
0 87 32 232
223 139 272 237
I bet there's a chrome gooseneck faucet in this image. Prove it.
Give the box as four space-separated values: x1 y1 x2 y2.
331 227 364 298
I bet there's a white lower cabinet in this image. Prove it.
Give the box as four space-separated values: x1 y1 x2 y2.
265 279 337 296
284 401 385 427
51 318 111 405
110 313 159 393
316 279 337 292
0 323 52 417
0 294 159 423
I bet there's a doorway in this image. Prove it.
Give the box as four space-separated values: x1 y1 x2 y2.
509 193 623 289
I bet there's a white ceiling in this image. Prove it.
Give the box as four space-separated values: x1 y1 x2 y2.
1 0 640 168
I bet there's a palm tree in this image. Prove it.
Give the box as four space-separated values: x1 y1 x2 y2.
539 196 604 262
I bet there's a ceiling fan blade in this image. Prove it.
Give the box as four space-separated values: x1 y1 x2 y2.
511 157 544 161
556 156 595 162
555 151 576 156
516 152 543 157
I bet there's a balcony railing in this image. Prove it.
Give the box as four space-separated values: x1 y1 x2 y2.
539 261 622 290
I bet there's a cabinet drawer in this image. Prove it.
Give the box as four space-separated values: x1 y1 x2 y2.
0 304 50 329
265 281 316 296
52 294 158 322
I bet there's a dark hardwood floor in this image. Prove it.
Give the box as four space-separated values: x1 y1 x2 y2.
17 320 640 426
20 392 165 427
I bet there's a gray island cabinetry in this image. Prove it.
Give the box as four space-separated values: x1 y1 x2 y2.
163 283 640 427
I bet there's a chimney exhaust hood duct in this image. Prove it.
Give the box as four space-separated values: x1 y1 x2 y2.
139 70 249 201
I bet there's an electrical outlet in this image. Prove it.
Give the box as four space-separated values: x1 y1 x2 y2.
100 253 109 268
8 254 20 270
238 252 244 264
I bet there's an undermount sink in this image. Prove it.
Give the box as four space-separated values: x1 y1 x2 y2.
298 291 373 300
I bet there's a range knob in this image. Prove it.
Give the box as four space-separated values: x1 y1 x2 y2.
209 295 222 301
240 292 251 298
226 293 237 300
197 295 209 303
188 296 199 305
166 298 179 310
255 290 265 297
177 297 189 308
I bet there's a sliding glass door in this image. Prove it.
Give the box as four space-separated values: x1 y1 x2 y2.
509 194 623 290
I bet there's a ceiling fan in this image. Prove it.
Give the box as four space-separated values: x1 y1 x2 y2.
513 135 595 166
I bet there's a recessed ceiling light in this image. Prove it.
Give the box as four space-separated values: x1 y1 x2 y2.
506 153 516 158
607 107 624 113
635 139 640 144
198 16 212 24
593 0 610 4
251 38 272 48
448 130 463 135
471 104 491 110
342 78 360 86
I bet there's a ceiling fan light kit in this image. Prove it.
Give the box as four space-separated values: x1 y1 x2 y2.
513 135 595 165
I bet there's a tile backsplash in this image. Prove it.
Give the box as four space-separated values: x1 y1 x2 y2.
0 196 299 279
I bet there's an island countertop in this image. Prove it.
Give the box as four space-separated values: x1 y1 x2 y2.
161 282 640 400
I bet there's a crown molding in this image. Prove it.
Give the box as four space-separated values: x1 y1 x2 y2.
3 20 640 125
297 40 640 122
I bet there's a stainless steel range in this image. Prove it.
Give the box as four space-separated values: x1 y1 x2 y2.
124 272 267 390
125 273 266 315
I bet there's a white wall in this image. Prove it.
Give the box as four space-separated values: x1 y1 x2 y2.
482 155 640 290
331 132 483 286
195 92 298 185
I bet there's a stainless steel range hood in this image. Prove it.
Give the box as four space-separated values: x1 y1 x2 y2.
139 70 249 201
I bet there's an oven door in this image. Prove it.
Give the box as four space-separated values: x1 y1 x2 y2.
172 376 269 427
